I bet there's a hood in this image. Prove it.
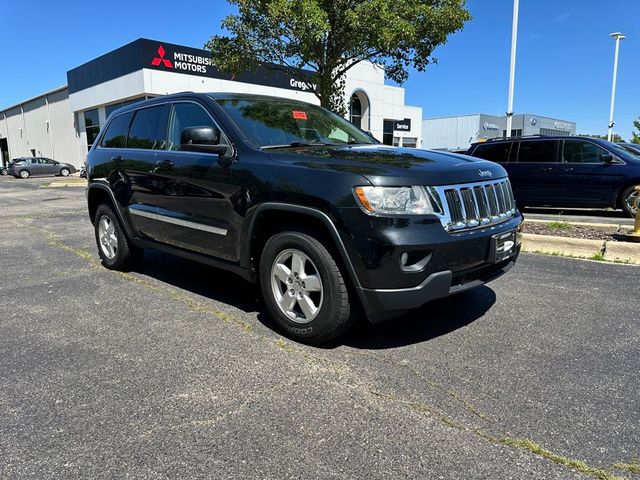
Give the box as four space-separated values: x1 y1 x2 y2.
266 145 507 186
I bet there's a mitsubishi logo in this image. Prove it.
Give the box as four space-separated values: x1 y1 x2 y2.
151 45 173 68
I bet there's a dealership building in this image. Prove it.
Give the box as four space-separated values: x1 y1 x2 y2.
0 38 422 168
422 113 577 151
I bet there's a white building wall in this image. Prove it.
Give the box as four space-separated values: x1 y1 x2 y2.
422 115 481 150
47 90 81 165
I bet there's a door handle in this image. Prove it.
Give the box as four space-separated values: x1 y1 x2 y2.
155 160 174 168
111 156 123 162
561 167 574 172
539 167 552 172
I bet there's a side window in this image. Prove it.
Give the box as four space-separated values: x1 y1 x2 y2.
470 142 512 163
516 140 558 163
167 102 223 151
101 112 132 148
562 140 607 163
127 105 168 150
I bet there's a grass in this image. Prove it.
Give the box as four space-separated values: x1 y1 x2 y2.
547 221 573 230
589 251 606 261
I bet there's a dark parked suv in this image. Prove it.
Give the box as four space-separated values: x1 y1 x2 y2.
86 93 522 343
466 135 640 217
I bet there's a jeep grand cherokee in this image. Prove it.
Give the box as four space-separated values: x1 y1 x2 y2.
86 93 522 343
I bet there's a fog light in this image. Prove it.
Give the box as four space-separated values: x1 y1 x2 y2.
399 251 432 272
400 252 409 266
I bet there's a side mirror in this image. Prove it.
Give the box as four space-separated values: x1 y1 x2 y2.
180 126 229 155
600 153 614 163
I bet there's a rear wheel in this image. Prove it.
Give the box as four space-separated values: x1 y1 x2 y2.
60 168 70 177
259 231 354 344
94 204 142 270
621 186 639 218
18 170 30 179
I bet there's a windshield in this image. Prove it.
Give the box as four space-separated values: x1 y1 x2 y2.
605 141 640 159
617 144 640 158
214 97 377 149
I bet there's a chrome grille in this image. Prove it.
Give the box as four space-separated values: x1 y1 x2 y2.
432 179 517 232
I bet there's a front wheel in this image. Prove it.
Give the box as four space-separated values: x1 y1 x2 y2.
60 168 70 177
621 186 639 218
259 231 354 344
94 204 142 270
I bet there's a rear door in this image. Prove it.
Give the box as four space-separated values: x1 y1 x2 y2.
506 139 561 206
120 104 170 241
150 100 237 260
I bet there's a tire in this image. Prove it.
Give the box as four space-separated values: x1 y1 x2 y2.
60 168 70 177
259 231 354 344
18 170 30 179
620 185 639 218
94 204 143 271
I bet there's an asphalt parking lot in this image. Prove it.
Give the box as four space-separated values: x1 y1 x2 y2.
1 176 639 479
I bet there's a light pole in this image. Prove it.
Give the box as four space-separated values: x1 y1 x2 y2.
506 0 520 138
608 32 626 142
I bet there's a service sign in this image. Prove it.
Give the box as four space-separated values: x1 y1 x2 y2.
393 119 412 131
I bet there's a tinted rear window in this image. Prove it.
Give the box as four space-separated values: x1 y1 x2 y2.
516 140 557 163
470 142 512 163
101 112 132 148
127 106 168 150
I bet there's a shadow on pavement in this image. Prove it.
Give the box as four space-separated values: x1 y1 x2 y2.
342 286 496 350
136 250 262 315
136 249 496 349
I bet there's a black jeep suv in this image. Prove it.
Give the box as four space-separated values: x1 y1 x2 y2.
86 93 522 343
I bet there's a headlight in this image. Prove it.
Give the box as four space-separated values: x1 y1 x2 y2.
354 186 439 215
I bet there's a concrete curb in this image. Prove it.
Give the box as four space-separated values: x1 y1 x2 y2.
523 218 627 229
521 233 640 265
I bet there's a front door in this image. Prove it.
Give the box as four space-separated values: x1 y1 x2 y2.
554 139 628 207
150 100 237 261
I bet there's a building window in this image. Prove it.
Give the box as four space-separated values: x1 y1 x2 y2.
502 129 522 138
84 109 100 151
539 128 568 137
383 120 394 145
402 137 417 148
349 90 370 131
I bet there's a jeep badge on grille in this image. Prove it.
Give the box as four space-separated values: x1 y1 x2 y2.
478 170 493 178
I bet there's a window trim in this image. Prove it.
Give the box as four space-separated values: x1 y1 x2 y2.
560 139 625 165
513 139 560 163
165 100 235 157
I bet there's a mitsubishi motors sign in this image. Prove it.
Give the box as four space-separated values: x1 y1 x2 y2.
68 38 315 94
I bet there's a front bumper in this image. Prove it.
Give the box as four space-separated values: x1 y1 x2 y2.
335 207 523 322
357 250 519 322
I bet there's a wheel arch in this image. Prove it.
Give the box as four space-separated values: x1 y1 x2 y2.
87 183 136 239
245 203 363 292
616 179 640 209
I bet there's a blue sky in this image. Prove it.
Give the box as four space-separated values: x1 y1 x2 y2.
2 0 638 139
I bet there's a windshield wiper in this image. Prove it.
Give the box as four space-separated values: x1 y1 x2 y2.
261 141 333 150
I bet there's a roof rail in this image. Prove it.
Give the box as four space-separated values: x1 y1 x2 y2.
484 134 551 142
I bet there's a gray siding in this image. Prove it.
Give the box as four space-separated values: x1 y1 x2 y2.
0 87 82 167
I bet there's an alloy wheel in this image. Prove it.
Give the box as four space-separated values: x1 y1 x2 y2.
270 248 323 324
98 215 118 259
625 190 639 217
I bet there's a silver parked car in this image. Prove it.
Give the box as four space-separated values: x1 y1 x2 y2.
9 157 76 179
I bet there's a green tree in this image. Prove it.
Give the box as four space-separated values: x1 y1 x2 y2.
206 0 470 114
631 118 640 144
579 133 624 142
